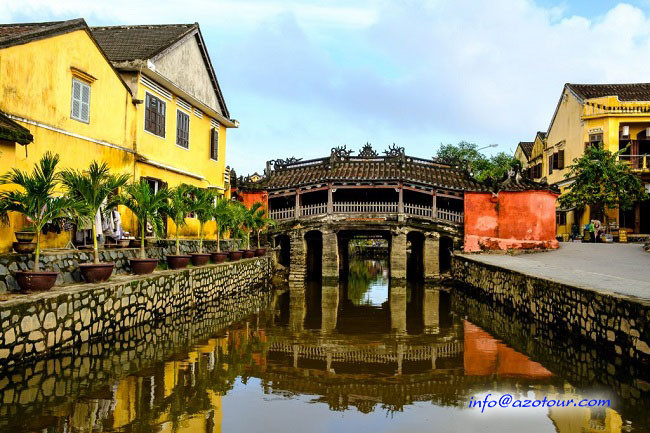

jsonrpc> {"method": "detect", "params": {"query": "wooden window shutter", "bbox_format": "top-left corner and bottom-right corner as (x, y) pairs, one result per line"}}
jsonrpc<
(210, 128), (219, 160)
(558, 150), (565, 169)
(553, 152), (559, 169)
(548, 155), (553, 174)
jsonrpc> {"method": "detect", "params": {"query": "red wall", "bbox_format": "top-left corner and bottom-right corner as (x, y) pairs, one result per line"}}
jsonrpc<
(464, 190), (558, 252)
(233, 189), (268, 211)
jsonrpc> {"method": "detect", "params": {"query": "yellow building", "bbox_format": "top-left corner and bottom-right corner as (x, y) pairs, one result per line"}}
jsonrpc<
(0, 19), (238, 252)
(540, 84), (650, 237)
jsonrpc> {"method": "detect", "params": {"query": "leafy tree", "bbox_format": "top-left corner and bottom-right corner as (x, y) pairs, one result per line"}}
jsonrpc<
(0, 152), (82, 271)
(227, 201), (246, 248)
(188, 186), (216, 254)
(250, 202), (276, 248)
(558, 144), (648, 227)
(60, 161), (130, 264)
(212, 197), (231, 252)
(120, 180), (169, 259)
(162, 184), (193, 256)
(241, 202), (264, 250)
(435, 141), (520, 184)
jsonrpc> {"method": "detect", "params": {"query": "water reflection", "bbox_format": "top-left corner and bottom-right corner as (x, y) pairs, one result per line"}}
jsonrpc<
(0, 258), (646, 432)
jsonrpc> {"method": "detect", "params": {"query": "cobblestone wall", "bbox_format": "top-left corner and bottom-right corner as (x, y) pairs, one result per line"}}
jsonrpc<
(0, 256), (271, 370)
(0, 239), (243, 293)
(451, 255), (650, 366)
(0, 286), (273, 422)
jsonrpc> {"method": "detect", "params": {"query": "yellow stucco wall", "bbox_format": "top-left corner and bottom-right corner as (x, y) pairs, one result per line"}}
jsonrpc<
(545, 88), (650, 236)
(0, 28), (232, 252)
(0, 29), (137, 252)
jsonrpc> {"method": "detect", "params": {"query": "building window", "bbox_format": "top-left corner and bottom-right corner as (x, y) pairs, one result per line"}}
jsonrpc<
(71, 78), (90, 123)
(210, 127), (219, 160)
(548, 155), (553, 175)
(556, 211), (567, 226)
(588, 133), (603, 148)
(145, 93), (166, 137)
(558, 149), (565, 169)
(176, 110), (190, 148)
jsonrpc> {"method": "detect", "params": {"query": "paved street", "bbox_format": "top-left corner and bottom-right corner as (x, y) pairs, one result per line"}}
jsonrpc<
(460, 243), (650, 301)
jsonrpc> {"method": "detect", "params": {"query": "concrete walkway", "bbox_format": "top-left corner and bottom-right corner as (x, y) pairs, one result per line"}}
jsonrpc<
(459, 243), (650, 301)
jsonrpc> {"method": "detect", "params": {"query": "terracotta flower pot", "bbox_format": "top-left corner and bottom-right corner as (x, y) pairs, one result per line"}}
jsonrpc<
(14, 231), (35, 242)
(255, 248), (266, 257)
(210, 252), (228, 263)
(118, 239), (131, 248)
(228, 251), (242, 261)
(130, 258), (158, 275)
(79, 263), (115, 283)
(14, 271), (58, 292)
(13, 242), (36, 254)
(243, 249), (256, 259)
(167, 255), (191, 269)
(190, 253), (211, 266)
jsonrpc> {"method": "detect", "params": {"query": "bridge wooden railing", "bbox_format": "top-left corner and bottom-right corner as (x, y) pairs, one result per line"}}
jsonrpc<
(270, 202), (464, 224)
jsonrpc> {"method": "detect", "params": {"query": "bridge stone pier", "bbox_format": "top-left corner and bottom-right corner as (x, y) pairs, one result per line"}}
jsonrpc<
(241, 144), (487, 284)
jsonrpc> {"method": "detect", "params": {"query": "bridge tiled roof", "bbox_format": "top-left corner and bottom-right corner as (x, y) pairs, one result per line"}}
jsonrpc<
(259, 153), (489, 192)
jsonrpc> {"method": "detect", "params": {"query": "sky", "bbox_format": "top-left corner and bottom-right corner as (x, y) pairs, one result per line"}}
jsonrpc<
(4, 0), (650, 174)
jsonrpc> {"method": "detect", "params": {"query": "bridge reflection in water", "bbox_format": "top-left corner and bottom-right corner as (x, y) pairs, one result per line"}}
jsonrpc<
(0, 258), (642, 433)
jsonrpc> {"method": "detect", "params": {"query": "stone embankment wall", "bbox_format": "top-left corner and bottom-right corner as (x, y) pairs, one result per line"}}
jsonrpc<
(0, 287), (273, 420)
(451, 255), (650, 365)
(451, 290), (650, 423)
(0, 239), (242, 293)
(0, 256), (271, 370)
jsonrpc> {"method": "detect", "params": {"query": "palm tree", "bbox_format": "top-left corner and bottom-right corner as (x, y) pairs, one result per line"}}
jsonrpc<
(163, 184), (193, 256)
(228, 201), (246, 249)
(241, 202), (264, 250)
(188, 186), (216, 254)
(0, 152), (82, 271)
(212, 196), (231, 253)
(60, 161), (130, 264)
(120, 180), (169, 259)
(251, 205), (276, 248)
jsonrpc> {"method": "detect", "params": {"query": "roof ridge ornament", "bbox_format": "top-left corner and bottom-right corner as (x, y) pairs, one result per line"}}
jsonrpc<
(331, 145), (353, 162)
(383, 143), (405, 159)
(269, 157), (302, 171)
(358, 142), (378, 158)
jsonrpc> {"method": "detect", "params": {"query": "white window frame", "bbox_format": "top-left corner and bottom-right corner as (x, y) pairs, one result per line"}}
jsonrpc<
(70, 78), (90, 123)
(175, 108), (190, 150)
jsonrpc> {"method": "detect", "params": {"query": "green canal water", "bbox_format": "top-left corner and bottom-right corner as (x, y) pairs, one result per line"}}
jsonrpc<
(0, 258), (647, 433)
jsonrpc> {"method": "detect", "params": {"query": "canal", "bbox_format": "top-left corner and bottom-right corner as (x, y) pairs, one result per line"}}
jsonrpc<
(0, 257), (648, 432)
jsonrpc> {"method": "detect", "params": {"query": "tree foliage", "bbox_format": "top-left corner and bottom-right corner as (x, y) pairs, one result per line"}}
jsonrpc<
(120, 180), (169, 259)
(162, 184), (193, 255)
(60, 161), (130, 263)
(0, 152), (83, 271)
(435, 141), (520, 184)
(558, 144), (648, 219)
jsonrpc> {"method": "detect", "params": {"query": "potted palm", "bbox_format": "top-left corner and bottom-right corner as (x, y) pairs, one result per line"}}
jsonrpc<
(251, 204), (276, 256)
(210, 197), (230, 264)
(0, 152), (81, 291)
(188, 186), (214, 266)
(242, 202), (264, 258)
(227, 202), (245, 261)
(163, 184), (192, 269)
(60, 161), (130, 283)
(120, 180), (168, 275)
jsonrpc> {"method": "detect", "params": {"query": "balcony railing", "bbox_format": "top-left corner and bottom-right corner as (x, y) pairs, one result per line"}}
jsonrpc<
(269, 202), (464, 224)
(619, 154), (649, 170)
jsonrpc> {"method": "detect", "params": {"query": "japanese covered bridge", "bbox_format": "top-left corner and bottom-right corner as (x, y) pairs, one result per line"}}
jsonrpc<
(238, 144), (488, 286)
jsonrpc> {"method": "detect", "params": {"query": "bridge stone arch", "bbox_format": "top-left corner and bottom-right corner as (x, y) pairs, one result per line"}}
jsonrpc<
(252, 144), (485, 286)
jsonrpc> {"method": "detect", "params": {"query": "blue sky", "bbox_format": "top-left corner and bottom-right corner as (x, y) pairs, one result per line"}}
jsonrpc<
(4, 0), (650, 174)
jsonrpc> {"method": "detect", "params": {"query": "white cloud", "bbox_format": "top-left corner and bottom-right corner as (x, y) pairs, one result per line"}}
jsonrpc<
(4, 1), (650, 173)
